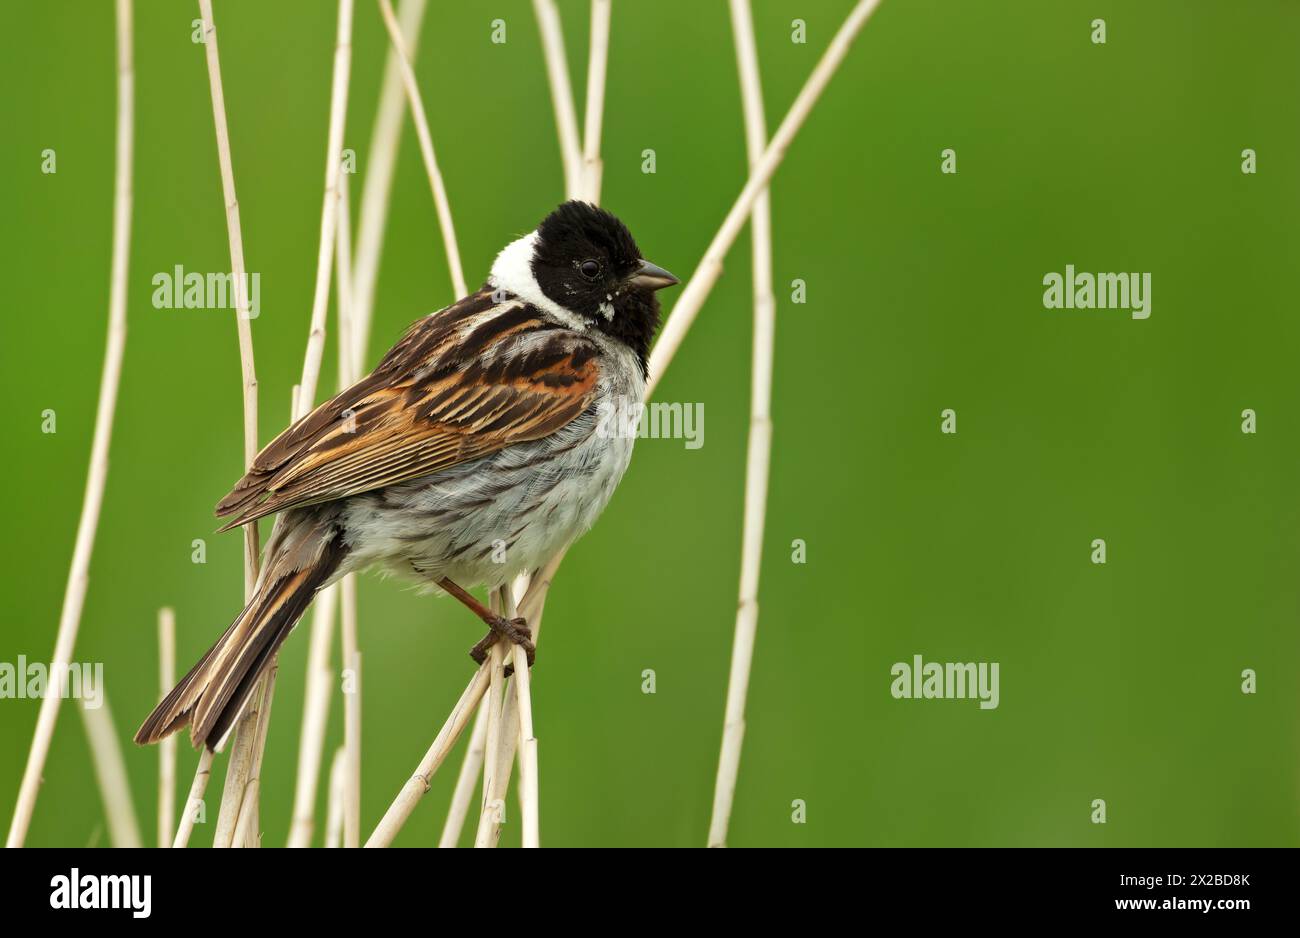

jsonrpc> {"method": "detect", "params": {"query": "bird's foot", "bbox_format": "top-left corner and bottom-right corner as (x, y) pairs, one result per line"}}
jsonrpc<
(468, 615), (535, 676)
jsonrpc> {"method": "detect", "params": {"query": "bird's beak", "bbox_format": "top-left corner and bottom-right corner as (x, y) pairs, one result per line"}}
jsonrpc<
(628, 259), (680, 291)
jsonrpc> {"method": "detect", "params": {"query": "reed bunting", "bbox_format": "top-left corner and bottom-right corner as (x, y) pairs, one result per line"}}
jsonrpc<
(137, 201), (679, 750)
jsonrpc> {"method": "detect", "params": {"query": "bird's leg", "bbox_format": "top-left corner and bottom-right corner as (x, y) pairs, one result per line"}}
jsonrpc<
(437, 577), (535, 672)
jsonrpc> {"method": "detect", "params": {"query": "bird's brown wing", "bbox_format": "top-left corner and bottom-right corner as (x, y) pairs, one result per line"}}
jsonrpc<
(214, 288), (602, 530)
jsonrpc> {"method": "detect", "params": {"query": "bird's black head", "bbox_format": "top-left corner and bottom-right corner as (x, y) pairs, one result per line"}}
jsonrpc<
(529, 201), (679, 374)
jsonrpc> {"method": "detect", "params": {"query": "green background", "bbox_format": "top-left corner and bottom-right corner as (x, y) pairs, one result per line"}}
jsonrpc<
(2, 0), (1297, 847)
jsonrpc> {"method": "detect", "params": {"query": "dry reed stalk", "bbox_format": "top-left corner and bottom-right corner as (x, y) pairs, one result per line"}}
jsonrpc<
(532, 0), (583, 198)
(444, 0), (614, 840)
(511, 639), (540, 848)
(172, 748), (213, 848)
(286, 659), (333, 846)
(437, 697), (489, 847)
(213, 658), (275, 847)
(338, 169), (364, 848)
(296, 0), (355, 419)
(493, 0), (885, 808)
(365, 661), (492, 847)
(244, 657), (283, 845)
(373, 0), (598, 848)
(287, 586), (335, 847)
(80, 695), (144, 848)
(194, 0), (264, 846)
(342, 641), (361, 847)
(473, 587), (521, 848)
(646, 0), (883, 398)
(377, 0), (466, 298)
(158, 607), (177, 847)
(472, 653), (508, 848)
(371, 0), (512, 841)
(376, 0), (883, 849)
(287, 171), (357, 848)
(211, 705), (256, 846)
(4, 0), (134, 849)
(473, 578), (552, 847)
(473, 589), (510, 848)
(215, 0), (355, 845)
(375, 552), (563, 847)
(196, 0), (260, 594)
(579, 0), (611, 202)
(351, 0), (427, 378)
(335, 172), (355, 386)
(231, 778), (259, 848)
(325, 747), (346, 847)
(707, 0), (775, 848)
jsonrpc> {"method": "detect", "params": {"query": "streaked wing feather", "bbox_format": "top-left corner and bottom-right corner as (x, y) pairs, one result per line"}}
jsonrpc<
(214, 289), (601, 529)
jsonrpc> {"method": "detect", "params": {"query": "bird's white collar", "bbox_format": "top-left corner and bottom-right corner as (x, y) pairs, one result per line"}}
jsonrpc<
(488, 231), (589, 332)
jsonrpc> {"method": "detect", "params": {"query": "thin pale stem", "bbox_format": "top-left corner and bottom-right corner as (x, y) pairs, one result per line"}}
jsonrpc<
(196, 0), (260, 594)
(646, 0), (884, 399)
(296, 0), (354, 419)
(287, 658), (333, 847)
(335, 172), (355, 389)
(464, 565), (560, 845)
(195, 0), (265, 846)
(287, 583), (337, 847)
(532, 0), (583, 198)
(437, 699), (489, 847)
(216, 0), (354, 845)
(352, 0), (428, 375)
(212, 725), (255, 846)
(509, 1), (885, 794)
(342, 633), (361, 847)
(172, 748), (214, 848)
(337, 178), (363, 846)
(579, 0), (611, 202)
(473, 588), (510, 848)
(365, 661), (492, 847)
(214, 658), (276, 847)
(231, 778), (260, 848)
(5, 0), (134, 849)
(511, 637), (539, 848)
(287, 169), (356, 849)
(245, 660), (280, 844)
(370, 553), (563, 847)
(377, 0), (467, 298)
(434, 1), (600, 840)
(474, 585), (534, 849)
(80, 694), (144, 848)
(439, 4), (594, 846)
(708, 0), (775, 849)
(158, 607), (177, 847)
(325, 747), (346, 848)
(377, 0), (882, 852)
(286, 586), (336, 849)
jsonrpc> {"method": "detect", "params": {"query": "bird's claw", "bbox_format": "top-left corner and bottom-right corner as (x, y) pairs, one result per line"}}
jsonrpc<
(468, 615), (535, 676)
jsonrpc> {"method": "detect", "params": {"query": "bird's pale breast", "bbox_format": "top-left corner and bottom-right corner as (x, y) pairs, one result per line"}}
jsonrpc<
(339, 338), (643, 592)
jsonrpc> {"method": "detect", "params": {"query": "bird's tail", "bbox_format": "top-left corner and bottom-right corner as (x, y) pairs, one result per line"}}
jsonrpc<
(135, 514), (346, 751)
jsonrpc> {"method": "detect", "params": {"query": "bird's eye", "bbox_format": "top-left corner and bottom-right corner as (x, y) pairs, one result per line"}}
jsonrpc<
(579, 260), (601, 280)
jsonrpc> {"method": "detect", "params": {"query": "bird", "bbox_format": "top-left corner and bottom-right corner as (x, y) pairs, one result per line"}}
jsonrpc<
(135, 201), (679, 750)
